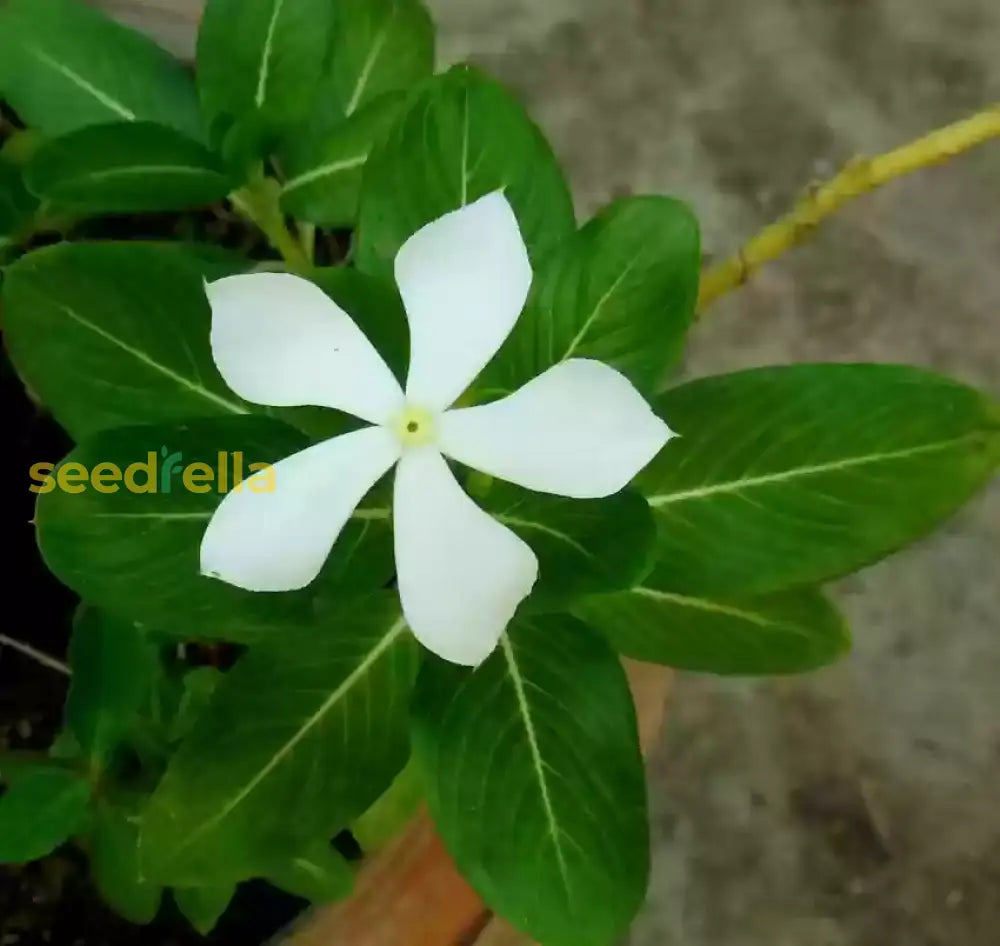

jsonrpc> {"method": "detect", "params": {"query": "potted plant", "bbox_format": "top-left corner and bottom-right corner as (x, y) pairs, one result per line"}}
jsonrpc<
(1, 1), (998, 944)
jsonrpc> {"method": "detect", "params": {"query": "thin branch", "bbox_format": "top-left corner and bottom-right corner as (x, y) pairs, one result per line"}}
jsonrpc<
(0, 634), (71, 676)
(229, 178), (311, 274)
(698, 103), (1000, 312)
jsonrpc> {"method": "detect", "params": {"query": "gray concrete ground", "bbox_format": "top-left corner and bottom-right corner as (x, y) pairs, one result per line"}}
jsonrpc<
(426, 1), (1000, 944)
(98, 2), (1000, 942)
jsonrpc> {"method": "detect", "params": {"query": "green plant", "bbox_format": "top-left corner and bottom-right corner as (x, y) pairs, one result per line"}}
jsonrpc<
(1, 1), (998, 943)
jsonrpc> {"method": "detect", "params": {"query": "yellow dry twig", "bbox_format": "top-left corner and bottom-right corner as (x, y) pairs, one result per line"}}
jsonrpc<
(698, 104), (1000, 312)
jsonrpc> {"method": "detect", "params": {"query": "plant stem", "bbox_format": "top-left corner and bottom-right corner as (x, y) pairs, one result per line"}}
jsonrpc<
(297, 221), (317, 265)
(698, 103), (1000, 312)
(0, 634), (71, 676)
(230, 174), (311, 274)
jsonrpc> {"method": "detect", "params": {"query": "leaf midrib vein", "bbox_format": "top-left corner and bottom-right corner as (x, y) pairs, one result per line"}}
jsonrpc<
(500, 633), (573, 898)
(52, 165), (221, 188)
(345, 7), (395, 116)
(459, 81), (471, 206)
(92, 511), (213, 521)
(634, 587), (788, 630)
(91, 508), (389, 523)
(648, 435), (986, 507)
(50, 301), (248, 416)
(172, 617), (408, 855)
(282, 154), (367, 196)
(561, 257), (641, 362)
(256, 0), (287, 108)
(29, 46), (136, 121)
(293, 856), (329, 883)
(497, 513), (592, 560)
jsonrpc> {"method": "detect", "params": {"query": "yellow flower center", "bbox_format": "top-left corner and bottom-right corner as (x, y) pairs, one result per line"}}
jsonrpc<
(392, 405), (437, 448)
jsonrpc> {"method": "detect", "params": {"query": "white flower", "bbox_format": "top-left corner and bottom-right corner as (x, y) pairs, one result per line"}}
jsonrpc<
(200, 191), (673, 666)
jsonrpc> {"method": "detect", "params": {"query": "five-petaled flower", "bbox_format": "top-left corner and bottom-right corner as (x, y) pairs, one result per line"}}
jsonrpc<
(200, 192), (673, 665)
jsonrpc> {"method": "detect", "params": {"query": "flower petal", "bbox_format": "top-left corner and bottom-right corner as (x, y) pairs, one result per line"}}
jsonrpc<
(394, 449), (538, 666)
(395, 191), (532, 411)
(201, 426), (400, 592)
(440, 359), (673, 499)
(208, 272), (404, 425)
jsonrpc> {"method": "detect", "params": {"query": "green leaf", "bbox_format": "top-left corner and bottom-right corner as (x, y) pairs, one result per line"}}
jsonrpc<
(35, 417), (315, 640)
(327, 0), (434, 118)
(0, 769), (91, 864)
(3, 241), (353, 442)
(2, 243), (250, 439)
(169, 243), (253, 281)
(641, 364), (1000, 596)
(481, 484), (656, 608)
(91, 802), (163, 924)
(575, 586), (850, 675)
(0, 160), (37, 247)
(0, 757), (72, 786)
(141, 595), (418, 886)
(0, 757), (42, 785)
(0, 0), (202, 138)
(310, 267), (410, 383)
(352, 756), (422, 851)
(174, 883), (235, 935)
(196, 0), (336, 146)
(281, 93), (405, 227)
(266, 842), (354, 904)
(356, 64), (575, 278)
(66, 608), (156, 768)
(412, 615), (648, 946)
(479, 197), (700, 399)
(25, 122), (233, 214)
(168, 668), (224, 744)
(276, 0), (435, 184)
(49, 731), (84, 763)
